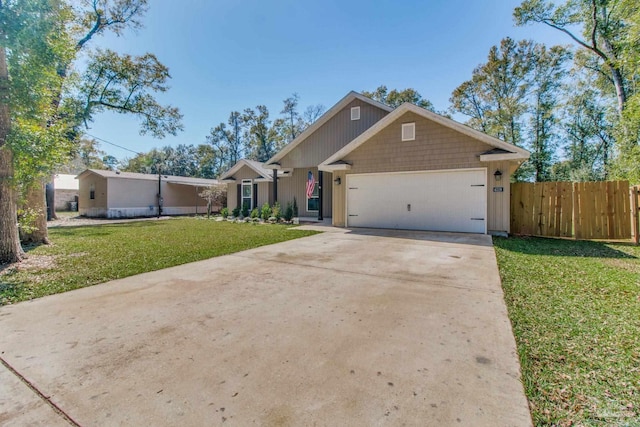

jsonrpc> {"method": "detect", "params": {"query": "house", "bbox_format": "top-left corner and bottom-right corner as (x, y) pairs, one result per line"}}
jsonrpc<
(220, 91), (530, 235)
(219, 159), (281, 212)
(52, 174), (80, 211)
(76, 169), (222, 218)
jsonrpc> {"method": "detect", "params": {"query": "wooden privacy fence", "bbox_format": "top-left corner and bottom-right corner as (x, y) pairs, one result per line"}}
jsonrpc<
(511, 181), (640, 242)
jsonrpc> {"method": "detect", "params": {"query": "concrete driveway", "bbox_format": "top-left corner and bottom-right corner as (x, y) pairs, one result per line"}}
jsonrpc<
(0, 228), (531, 426)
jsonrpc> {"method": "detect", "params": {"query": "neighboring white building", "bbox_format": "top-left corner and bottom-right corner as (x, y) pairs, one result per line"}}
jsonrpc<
(53, 174), (80, 211)
(76, 169), (222, 218)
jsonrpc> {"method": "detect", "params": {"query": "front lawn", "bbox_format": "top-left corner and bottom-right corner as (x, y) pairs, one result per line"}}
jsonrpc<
(494, 236), (640, 426)
(1, 218), (318, 305)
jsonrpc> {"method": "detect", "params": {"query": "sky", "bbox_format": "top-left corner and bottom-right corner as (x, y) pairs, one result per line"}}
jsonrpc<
(84, 0), (572, 160)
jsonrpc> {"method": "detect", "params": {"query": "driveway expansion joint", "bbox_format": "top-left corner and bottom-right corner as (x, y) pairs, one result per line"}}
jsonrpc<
(0, 356), (81, 426)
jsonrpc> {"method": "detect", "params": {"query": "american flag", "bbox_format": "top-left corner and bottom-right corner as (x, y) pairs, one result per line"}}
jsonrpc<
(306, 171), (316, 199)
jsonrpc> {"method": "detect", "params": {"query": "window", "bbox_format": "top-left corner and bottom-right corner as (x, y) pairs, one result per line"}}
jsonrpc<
(89, 183), (95, 200)
(241, 179), (252, 210)
(307, 182), (319, 212)
(401, 122), (415, 141)
(350, 106), (360, 121)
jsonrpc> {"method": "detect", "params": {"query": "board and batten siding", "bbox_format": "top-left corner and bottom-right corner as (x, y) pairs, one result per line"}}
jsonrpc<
(224, 164), (272, 211)
(276, 168), (332, 218)
(279, 100), (389, 169)
(334, 111), (516, 233)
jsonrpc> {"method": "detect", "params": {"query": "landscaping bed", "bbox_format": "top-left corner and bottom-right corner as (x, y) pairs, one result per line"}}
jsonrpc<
(494, 236), (640, 426)
(1, 218), (318, 305)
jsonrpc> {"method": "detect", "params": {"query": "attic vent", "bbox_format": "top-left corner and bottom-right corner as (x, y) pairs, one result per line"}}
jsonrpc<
(401, 122), (415, 141)
(351, 106), (360, 121)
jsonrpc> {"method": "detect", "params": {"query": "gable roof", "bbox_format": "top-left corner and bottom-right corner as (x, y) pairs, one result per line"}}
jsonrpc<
(319, 103), (530, 171)
(264, 91), (393, 168)
(218, 159), (273, 181)
(76, 169), (220, 187)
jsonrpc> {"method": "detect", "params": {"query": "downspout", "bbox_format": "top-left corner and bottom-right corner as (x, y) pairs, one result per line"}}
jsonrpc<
(157, 172), (162, 218)
(318, 170), (323, 221)
(272, 169), (278, 204)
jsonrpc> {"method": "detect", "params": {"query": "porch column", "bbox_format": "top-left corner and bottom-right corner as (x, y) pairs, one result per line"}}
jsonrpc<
(318, 170), (323, 221)
(272, 169), (278, 204)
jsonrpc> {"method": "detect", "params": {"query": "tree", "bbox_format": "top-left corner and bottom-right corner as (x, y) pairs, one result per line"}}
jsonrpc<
(0, 0), (74, 262)
(77, 49), (183, 138)
(272, 93), (324, 150)
(560, 72), (616, 181)
(243, 105), (275, 162)
(198, 185), (225, 218)
(205, 94), (324, 171)
(514, 0), (630, 115)
(59, 138), (108, 172)
(0, 0), (182, 261)
(206, 111), (245, 174)
(528, 44), (571, 181)
(450, 38), (570, 181)
(303, 103), (325, 124)
(362, 85), (435, 110)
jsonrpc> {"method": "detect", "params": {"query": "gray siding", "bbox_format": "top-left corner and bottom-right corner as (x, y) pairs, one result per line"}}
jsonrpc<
(279, 100), (389, 168)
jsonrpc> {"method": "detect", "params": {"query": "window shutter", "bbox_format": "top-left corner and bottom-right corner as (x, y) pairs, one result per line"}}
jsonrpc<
(236, 184), (241, 209)
(253, 183), (258, 209)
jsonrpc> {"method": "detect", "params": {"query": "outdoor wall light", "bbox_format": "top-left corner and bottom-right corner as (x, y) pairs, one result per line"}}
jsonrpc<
(333, 177), (341, 185)
(494, 170), (503, 181)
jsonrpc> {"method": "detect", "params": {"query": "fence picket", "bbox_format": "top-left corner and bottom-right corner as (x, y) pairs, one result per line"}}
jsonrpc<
(511, 180), (633, 241)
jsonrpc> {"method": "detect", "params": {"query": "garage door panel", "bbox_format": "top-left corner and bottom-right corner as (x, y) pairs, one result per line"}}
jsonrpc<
(347, 170), (486, 233)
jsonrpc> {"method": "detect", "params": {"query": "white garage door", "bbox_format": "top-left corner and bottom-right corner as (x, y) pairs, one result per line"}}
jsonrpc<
(346, 169), (487, 233)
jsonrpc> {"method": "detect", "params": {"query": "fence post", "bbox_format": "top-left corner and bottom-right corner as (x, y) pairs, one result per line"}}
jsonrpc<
(572, 182), (580, 240)
(631, 186), (639, 245)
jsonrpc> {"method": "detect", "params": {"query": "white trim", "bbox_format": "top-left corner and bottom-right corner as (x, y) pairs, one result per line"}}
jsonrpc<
(241, 179), (253, 210)
(345, 167), (488, 234)
(320, 103), (530, 169)
(401, 122), (415, 141)
(306, 182), (320, 212)
(479, 152), (528, 162)
(264, 91), (393, 167)
(219, 159), (271, 181)
(319, 163), (352, 172)
(351, 106), (361, 120)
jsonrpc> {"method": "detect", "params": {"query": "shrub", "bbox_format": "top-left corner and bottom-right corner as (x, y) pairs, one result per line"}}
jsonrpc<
(250, 208), (259, 219)
(272, 202), (281, 220)
(242, 201), (250, 218)
(17, 207), (40, 237)
(284, 202), (294, 221)
(220, 207), (229, 218)
(292, 197), (298, 217)
(232, 206), (240, 217)
(261, 202), (272, 221)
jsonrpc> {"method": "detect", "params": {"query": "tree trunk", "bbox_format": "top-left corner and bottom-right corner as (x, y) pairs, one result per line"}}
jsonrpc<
(0, 36), (24, 264)
(20, 181), (50, 245)
(0, 147), (23, 263)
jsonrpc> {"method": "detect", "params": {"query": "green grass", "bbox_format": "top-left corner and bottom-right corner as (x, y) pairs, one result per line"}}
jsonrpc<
(1, 218), (319, 305)
(494, 236), (640, 426)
